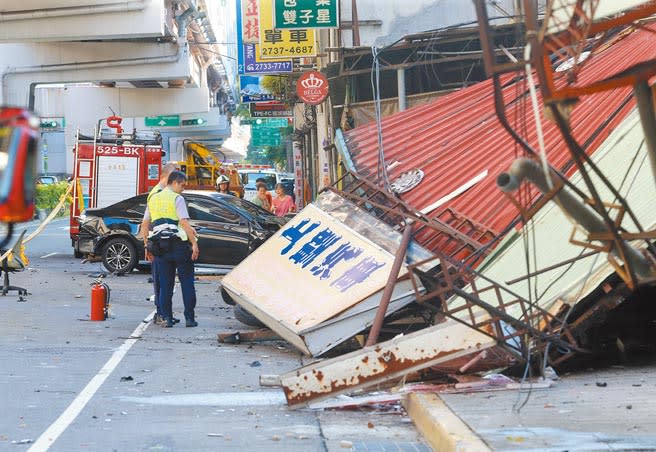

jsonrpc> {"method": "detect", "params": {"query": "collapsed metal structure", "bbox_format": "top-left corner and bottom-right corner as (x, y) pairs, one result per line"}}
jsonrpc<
(327, 172), (581, 365)
(321, 0), (656, 371)
(270, 2), (656, 408)
(476, 0), (656, 290)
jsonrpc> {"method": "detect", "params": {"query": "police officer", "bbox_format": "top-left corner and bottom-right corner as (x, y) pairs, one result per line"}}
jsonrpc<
(141, 162), (178, 325)
(144, 171), (199, 327)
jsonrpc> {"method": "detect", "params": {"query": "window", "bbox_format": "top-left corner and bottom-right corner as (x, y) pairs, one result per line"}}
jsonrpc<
(126, 199), (147, 216)
(241, 172), (277, 190)
(114, 195), (147, 216)
(220, 194), (271, 217)
(186, 198), (241, 224)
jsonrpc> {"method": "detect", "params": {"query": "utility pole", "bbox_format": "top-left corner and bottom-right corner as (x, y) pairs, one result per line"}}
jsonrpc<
(351, 0), (361, 46)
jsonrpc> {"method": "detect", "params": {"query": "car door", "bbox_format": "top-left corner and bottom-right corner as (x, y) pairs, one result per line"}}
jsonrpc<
(184, 195), (251, 266)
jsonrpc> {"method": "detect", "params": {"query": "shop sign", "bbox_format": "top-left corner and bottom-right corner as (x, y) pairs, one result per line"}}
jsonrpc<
(296, 70), (329, 105)
(240, 75), (276, 103)
(243, 43), (293, 73)
(259, 0), (316, 59)
(250, 102), (293, 117)
(241, 0), (260, 44)
(222, 204), (400, 332)
(273, 0), (339, 29)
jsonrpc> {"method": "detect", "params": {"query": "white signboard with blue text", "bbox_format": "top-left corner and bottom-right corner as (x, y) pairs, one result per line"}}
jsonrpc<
(222, 204), (408, 344)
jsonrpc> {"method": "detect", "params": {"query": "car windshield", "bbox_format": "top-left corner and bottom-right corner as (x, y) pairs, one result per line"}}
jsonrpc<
(241, 172), (276, 190)
(219, 194), (274, 218)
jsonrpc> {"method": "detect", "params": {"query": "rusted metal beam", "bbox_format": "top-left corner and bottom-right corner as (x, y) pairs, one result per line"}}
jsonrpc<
(281, 320), (498, 408)
(365, 223), (415, 346)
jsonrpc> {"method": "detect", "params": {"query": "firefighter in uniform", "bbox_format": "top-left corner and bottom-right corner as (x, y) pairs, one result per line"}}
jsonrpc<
(142, 162), (177, 325)
(144, 171), (199, 327)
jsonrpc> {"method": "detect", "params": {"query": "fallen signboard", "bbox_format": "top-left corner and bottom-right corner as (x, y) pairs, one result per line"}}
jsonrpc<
(221, 192), (431, 356)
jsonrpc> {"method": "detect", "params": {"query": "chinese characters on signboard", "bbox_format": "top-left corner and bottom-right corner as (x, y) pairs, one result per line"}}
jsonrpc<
(241, 0), (260, 43)
(273, 0), (339, 29)
(250, 102), (293, 117)
(222, 204), (401, 332)
(259, 0), (316, 59)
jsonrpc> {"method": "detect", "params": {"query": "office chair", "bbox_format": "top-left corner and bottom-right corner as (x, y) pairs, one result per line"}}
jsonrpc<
(1, 229), (28, 297)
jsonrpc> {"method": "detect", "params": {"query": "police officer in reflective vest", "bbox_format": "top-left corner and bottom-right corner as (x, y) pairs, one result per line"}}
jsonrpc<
(141, 162), (177, 325)
(143, 171), (199, 327)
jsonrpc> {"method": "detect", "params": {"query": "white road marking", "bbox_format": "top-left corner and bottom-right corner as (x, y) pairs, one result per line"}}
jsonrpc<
(117, 391), (287, 406)
(39, 252), (57, 259)
(27, 310), (156, 452)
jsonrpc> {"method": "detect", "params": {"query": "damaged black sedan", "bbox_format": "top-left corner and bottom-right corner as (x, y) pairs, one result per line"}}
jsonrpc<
(74, 190), (287, 273)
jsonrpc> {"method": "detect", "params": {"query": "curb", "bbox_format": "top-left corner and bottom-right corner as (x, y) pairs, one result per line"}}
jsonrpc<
(403, 392), (492, 452)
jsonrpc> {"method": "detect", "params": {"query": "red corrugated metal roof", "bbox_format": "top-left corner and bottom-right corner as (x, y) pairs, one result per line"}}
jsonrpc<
(343, 25), (655, 253)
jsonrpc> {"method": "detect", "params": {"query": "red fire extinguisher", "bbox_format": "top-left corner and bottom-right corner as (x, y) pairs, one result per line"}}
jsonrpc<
(90, 279), (110, 321)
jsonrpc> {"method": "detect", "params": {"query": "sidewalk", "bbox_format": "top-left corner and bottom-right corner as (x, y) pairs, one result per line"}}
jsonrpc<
(408, 365), (656, 451)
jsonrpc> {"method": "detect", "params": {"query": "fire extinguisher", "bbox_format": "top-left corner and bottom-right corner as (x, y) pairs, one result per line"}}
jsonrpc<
(90, 279), (110, 321)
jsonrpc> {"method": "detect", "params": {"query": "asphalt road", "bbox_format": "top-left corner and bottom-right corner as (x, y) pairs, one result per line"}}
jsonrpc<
(0, 217), (428, 452)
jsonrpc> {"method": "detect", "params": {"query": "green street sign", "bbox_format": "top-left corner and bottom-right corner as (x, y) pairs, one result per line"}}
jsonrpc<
(244, 118), (289, 127)
(273, 0), (339, 29)
(145, 115), (180, 127)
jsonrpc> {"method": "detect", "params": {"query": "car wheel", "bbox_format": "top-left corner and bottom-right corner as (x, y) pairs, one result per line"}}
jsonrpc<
(220, 287), (236, 306)
(102, 237), (137, 274)
(233, 305), (265, 328)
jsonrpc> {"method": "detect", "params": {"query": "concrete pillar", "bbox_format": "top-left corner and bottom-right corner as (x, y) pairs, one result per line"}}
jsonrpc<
(397, 68), (406, 112)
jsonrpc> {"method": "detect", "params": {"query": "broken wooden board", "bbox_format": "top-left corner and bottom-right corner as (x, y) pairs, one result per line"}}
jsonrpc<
(280, 319), (498, 408)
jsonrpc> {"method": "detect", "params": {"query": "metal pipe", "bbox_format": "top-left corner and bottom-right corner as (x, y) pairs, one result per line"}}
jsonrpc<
(365, 223), (414, 347)
(497, 157), (652, 278)
(634, 81), (656, 190)
(397, 68), (406, 112)
(177, 6), (200, 38)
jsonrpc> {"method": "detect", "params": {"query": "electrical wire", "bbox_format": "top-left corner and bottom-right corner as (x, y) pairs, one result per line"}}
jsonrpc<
(524, 42), (553, 190)
(371, 46), (390, 190)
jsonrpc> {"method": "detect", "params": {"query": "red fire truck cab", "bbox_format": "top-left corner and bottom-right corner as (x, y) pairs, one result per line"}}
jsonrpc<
(70, 118), (163, 257)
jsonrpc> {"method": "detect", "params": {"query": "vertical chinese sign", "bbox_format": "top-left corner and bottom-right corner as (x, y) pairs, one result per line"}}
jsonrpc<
(273, 0), (340, 29)
(238, 0), (293, 74)
(293, 140), (304, 206)
(259, 0), (316, 59)
(241, 0), (260, 44)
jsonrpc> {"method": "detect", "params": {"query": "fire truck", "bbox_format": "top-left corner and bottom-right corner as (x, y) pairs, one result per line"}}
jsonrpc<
(70, 116), (163, 257)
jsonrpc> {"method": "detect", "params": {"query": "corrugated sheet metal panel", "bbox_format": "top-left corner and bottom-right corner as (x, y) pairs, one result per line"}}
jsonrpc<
(343, 25), (656, 253)
(461, 108), (651, 318)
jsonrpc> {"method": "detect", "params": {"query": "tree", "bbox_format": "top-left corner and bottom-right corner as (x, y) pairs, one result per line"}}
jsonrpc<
(261, 75), (291, 99)
(234, 103), (251, 118)
(265, 144), (287, 167)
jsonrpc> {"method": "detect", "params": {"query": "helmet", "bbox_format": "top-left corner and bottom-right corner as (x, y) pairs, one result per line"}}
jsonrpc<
(216, 174), (230, 186)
